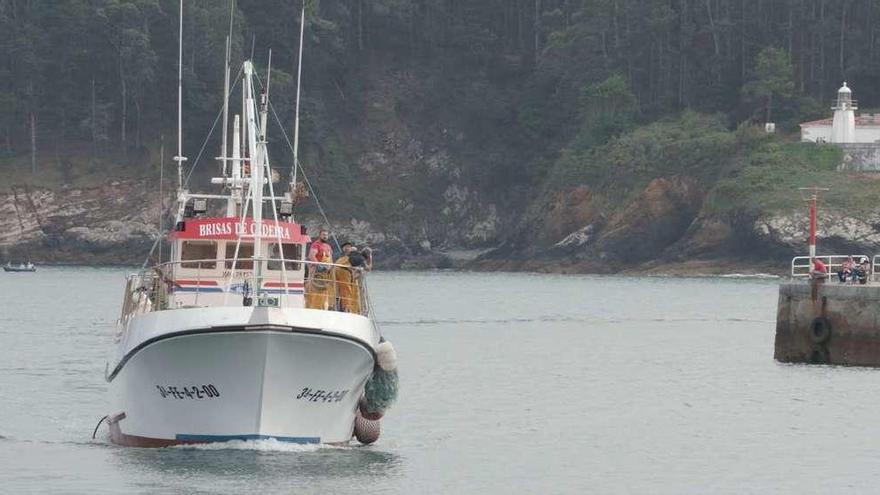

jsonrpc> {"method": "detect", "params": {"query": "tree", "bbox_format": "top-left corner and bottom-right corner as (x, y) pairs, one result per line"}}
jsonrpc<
(743, 46), (796, 123)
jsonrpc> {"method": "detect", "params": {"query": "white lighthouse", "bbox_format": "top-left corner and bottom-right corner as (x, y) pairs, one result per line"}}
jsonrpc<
(831, 82), (856, 143)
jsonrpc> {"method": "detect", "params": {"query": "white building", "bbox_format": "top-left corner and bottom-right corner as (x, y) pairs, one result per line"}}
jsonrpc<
(800, 82), (880, 144)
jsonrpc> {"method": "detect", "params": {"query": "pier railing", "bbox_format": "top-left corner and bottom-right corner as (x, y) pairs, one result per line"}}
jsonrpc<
(790, 254), (873, 280)
(119, 258), (370, 322)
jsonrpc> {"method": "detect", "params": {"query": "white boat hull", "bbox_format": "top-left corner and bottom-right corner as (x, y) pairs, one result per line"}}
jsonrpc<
(106, 310), (377, 447)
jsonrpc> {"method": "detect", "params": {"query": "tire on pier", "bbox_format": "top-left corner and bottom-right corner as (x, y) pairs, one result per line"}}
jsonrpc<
(810, 317), (832, 344)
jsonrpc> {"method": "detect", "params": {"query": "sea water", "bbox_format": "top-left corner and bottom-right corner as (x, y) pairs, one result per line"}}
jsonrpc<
(1, 268), (879, 494)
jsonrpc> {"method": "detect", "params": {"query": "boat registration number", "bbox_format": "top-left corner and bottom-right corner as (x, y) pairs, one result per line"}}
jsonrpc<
(156, 384), (220, 400)
(296, 387), (349, 403)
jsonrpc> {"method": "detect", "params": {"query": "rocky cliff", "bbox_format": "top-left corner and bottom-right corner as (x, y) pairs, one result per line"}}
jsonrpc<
(3, 174), (879, 274)
(0, 181), (161, 264)
(473, 175), (880, 275)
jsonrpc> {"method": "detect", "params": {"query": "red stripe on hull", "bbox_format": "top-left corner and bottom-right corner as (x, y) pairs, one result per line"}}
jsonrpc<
(173, 280), (220, 286)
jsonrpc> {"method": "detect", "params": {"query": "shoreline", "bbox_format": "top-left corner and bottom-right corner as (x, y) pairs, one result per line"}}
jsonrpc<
(8, 256), (787, 279)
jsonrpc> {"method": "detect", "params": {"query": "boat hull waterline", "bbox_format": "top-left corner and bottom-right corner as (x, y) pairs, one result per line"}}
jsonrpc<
(107, 328), (374, 447)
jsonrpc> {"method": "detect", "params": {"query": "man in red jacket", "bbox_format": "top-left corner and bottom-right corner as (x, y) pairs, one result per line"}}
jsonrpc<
(308, 228), (333, 264)
(810, 257), (827, 283)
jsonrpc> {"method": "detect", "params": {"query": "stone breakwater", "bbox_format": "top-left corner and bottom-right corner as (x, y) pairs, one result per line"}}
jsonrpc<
(776, 282), (880, 366)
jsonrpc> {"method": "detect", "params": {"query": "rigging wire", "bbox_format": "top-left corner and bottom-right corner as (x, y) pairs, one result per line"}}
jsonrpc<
(184, 67), (244, 186)
(140, 67), (244, 268)
(254, 70), (340, 251)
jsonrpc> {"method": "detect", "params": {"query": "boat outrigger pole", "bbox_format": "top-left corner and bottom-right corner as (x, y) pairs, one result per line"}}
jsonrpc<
(290, 2), (305, 195)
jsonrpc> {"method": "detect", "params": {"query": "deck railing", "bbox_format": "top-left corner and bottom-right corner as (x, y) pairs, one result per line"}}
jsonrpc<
(790, 254), (873, 281)
(120, 258), (370, 321)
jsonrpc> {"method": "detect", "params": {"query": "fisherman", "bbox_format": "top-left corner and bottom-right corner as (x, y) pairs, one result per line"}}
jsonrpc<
(333, 242), (366, 314)
(308, 228), (333, 264)
(305, 249), (336, 310)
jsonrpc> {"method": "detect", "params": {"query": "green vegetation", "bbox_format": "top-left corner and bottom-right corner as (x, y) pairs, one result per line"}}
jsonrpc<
(706, 141), (880, 216)
(1, 1), (878, 239)
(547, 111), (736, 203)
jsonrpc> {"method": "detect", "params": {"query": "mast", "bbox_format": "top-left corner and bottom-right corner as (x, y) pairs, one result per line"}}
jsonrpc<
(173, 0), (187, 213)
(291, 2), (305, 192)
(243, 61), (263, 302)
(231, 114), (241, 216)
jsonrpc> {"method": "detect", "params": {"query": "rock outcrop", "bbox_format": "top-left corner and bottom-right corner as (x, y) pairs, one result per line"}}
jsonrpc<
(0, 181), (161, 264)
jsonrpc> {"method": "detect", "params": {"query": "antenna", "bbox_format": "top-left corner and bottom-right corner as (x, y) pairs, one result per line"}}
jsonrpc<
(260, 49), (272, 160)
(220, 35), (230, 176)
(265, 49), (272, 98)
(291, 1), (305, 191)
(173, 0), (187, 195)
(219, 0), (235, 177)
(798, 187), (829, 258)
(158, 136), (164, 264)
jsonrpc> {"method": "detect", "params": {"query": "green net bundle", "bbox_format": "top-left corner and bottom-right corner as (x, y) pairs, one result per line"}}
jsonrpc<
(363, 368), (399, 414)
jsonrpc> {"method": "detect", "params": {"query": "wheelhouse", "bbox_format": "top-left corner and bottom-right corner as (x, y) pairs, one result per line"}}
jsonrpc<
(165, 216), (311, 308)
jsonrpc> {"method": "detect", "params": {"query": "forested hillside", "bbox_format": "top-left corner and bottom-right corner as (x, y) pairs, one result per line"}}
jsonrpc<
(3, 0), (880, 271)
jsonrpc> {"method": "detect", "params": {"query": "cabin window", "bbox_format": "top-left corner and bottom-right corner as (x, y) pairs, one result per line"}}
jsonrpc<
(225, 242), (254, 269)
(267, 243), (303, 271)
(180, 241), (217, 269)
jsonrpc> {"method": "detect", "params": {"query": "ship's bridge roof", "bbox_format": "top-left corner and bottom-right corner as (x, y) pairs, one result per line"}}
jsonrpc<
(169, 217), (311, 243)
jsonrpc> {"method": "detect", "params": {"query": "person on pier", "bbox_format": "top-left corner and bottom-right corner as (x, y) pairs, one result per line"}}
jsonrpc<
(810, 257), (827, 283)
(838, 256), (855, 283)
(853, 257), (872, 284)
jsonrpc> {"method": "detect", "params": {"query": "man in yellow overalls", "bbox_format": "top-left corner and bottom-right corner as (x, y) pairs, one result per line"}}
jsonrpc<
(333, 242), (363, 314)
(305, 249), (335, 310)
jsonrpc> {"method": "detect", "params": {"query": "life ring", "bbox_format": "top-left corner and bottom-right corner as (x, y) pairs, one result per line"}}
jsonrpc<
(810, 317), (832, 344)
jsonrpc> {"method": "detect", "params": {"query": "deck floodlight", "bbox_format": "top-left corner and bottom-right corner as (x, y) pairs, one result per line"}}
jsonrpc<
(279, 200), (294, 218)
(193, 198), (208, 215)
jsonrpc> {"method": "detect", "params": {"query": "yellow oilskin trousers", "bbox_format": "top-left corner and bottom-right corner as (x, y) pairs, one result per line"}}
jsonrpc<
(332, 256), (361, 314)
(305, 269), (335, 310)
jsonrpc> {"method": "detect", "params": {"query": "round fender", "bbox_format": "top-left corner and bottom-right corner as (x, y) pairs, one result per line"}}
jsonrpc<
(354, 412), (380, 444)
(810, 317), (832, 344)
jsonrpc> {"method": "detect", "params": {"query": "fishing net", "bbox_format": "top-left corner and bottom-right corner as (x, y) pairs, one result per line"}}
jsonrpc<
(363, 368), (399, 415)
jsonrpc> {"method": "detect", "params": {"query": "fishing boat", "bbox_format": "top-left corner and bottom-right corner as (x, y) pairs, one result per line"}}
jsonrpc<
(102, 3), (398, 447)
(3, 262), (36, 272)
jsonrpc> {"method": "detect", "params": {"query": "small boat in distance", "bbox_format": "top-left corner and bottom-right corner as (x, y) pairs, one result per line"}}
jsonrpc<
(3, 262), (36, 273)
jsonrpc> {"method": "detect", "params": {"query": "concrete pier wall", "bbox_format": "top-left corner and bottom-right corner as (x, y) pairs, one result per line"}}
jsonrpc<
(775, 282), (880, 366)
